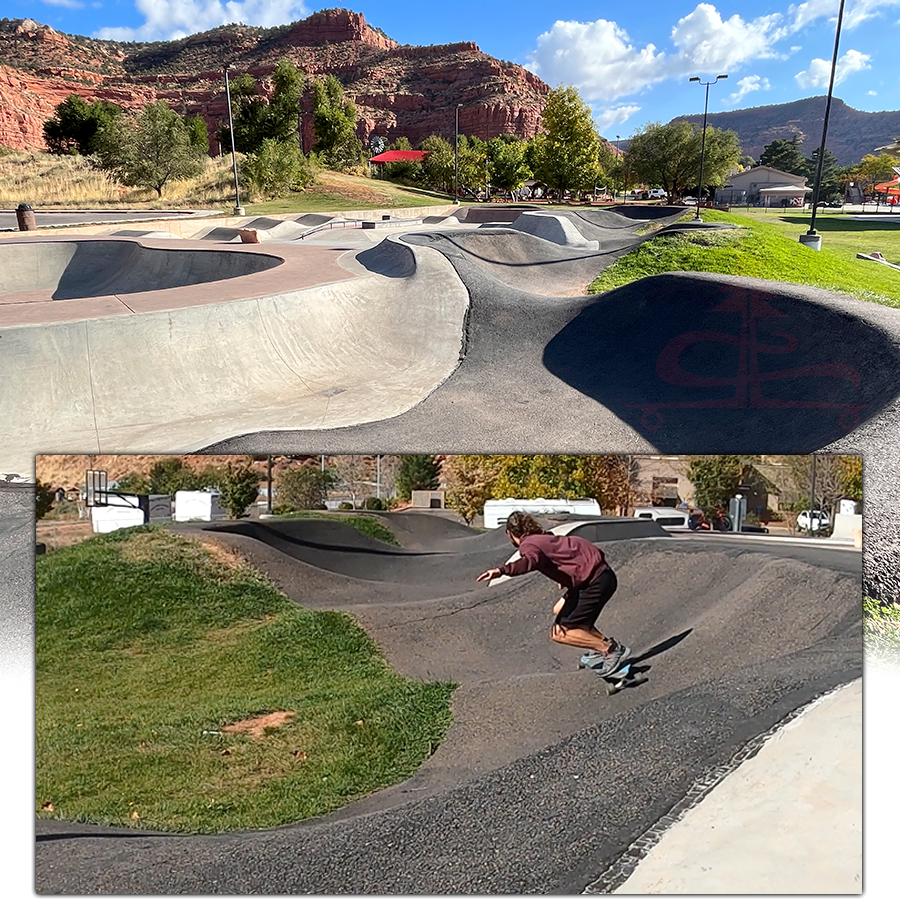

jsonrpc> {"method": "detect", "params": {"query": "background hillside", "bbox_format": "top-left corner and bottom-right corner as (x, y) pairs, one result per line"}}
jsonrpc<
(672, 96), (900, 166)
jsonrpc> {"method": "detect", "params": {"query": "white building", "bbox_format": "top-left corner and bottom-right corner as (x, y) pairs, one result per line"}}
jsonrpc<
(715, 166), (810, 208)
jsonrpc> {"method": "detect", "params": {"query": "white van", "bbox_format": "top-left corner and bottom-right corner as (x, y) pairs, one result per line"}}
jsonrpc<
(632, 506), (689, 528)
(648, 188), (666, 199)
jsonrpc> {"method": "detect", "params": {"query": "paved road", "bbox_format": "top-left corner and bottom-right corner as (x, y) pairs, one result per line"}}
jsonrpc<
(0, 208), (220, 231)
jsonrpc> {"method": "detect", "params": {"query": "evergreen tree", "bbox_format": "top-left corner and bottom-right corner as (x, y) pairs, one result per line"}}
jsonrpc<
(35, 480), (56, 520)
(804, 147), (841, 202)
(43, 95), (123, 155)
(395, 456), (441, 501)
(217, 462), (260, 519)
(758, 136), (806, 175)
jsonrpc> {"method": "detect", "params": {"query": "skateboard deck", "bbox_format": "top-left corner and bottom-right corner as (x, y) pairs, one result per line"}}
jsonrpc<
(580, 659), (648, 695)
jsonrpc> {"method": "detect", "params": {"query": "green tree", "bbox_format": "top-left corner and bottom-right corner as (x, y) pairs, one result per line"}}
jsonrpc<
(455, 134), (490, 196)
(443, 455), (504, 524)
(217, 462), (260, 519)
(220, 59), (304, 154)
(626, 120), (739, 200)
(531, 86), (603, 196)
(419, 135), (455, 192)
(311, 74), (362, 169)
(839, 456), (862, 502)
(241, 138), (317, 199)
(803, 147), (841, 202)
(96, 101), (206, 197)
(35, 481), (56, 520)
(114, 472), (151, 494)
(43, 95), (123, 155)
(185, 115), (209, 152)
(395, 456), (441, 501)
(487, 137), (532, 196)
(687, 456), (745, 510)
(851, 152), (900, 197)
(758, 135), (806, 175)
(277, 463), (337, 511)
(147, 458), (199, 496)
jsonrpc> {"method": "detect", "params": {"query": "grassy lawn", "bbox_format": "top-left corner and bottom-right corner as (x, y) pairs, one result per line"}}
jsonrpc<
(36, 526), (454, 834)
(247, 171), (452, 215)
(589, 207), (900, 307)
(864, 598), (900, 667)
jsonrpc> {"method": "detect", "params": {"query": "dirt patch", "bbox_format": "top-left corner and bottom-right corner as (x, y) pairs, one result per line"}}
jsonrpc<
(222, 710), (296, 738)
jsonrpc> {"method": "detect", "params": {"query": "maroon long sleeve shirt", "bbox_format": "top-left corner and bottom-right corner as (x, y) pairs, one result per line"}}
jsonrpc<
(497, 532), (608, 589)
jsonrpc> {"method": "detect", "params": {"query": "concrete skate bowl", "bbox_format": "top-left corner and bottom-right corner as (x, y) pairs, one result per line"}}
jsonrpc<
(36, 514), (861, 894)
(0, 238), (280, 300)
(543, 272), (900, 451)
(0, 237), (468, 469)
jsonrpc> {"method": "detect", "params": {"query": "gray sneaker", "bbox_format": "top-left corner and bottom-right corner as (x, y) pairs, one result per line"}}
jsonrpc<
(585, 643), (632, 677)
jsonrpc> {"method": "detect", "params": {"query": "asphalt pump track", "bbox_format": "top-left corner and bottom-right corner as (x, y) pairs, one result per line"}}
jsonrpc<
(33, 511), (862, 894)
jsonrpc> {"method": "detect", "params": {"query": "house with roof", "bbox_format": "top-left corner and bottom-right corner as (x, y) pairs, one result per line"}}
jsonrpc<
(715, 166), (810, 208)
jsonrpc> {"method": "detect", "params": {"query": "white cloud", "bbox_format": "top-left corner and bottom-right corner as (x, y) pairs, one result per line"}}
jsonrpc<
(40, 0), (84, 9)
(95, 0), (309, 42)
(593, 105), (642, 134)
(869, 90), (878, 95)
(787, 0), (900, 31)
(795, 48), (871, 88)
(524, 5), (790, 105)
(525, 19), (667, 102)
(724, 75), (771, 106)
(669, 4), (784, 71)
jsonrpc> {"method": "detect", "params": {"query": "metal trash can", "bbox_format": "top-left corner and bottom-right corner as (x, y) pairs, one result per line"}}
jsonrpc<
(16, 203), (36, 231)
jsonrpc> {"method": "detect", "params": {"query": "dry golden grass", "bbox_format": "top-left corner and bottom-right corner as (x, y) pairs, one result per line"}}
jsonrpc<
(0, 150), (236, 208)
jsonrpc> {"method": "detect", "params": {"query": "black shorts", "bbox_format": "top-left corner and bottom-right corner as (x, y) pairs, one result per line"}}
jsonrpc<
(555, 568), (618, 629)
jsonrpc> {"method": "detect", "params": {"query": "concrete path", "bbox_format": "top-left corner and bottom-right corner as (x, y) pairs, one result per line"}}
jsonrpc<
(602, 679), (862, 894)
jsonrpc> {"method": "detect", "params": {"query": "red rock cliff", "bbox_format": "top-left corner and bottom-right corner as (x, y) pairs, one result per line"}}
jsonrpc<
(0, 10), (548, 153)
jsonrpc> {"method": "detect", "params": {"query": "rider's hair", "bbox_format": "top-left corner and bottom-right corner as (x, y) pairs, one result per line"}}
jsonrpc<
(505, 511), (544, 538)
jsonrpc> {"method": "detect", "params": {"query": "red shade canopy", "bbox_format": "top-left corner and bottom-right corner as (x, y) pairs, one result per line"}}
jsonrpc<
(369, 150), (430, 163)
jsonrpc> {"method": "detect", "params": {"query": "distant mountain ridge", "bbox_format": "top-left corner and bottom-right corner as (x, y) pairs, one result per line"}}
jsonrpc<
(672, 96), (900, 166)
(0, 9), (549, 153)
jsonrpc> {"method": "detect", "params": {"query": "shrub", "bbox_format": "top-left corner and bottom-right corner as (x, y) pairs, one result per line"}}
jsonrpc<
(240, 138), (317, 200)
(362, 496), (384, 511)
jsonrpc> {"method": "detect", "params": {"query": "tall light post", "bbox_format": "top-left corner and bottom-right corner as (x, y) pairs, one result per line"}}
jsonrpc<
(615, 134), (621, 202)
(689, 74), (727, 222)
(454, 103), (463, 204)
(224, 64), (245, 217)
(802, 0), (846, 251)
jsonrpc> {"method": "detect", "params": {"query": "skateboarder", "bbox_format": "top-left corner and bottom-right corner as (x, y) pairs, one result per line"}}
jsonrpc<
(476, 511), (630, 674)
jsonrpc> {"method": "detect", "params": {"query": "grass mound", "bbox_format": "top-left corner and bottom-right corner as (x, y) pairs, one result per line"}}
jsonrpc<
(589, 208), (900, 307)
(274, 511), (399, 546)
(36, 525), (454, 834)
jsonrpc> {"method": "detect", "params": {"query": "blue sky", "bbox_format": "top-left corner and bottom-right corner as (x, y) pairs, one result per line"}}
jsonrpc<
(5, 1), (898, 138)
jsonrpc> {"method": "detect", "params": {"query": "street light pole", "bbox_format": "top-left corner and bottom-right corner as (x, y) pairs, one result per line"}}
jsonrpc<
(615, 135), (621, 202)
(803, 0), (846, 251)
(689, 74), (727, 222)
(224, 64), (245, 217)
(454, 103), (462, 204)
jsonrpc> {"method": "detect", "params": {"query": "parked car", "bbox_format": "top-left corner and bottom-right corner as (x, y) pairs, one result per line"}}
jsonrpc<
(647, 188), (666, 199)
(796, 510), (831, 531)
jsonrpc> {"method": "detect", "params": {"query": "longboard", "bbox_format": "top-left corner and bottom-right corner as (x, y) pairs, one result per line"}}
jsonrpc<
(580, 660), (648, 696)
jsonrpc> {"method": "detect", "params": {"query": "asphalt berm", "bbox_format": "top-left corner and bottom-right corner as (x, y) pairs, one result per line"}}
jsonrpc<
(33, 512), (862, 894)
